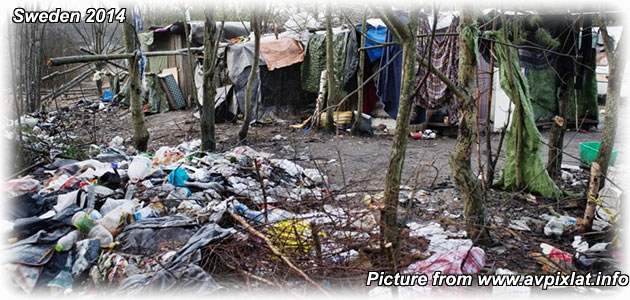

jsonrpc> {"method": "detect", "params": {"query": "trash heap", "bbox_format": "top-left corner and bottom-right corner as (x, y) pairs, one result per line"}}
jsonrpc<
(5, 99), (113, 167)
(3, 137), (395, 295)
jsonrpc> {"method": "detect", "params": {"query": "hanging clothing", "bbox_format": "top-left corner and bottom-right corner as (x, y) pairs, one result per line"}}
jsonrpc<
(412, 14), (460, 124)
(375, 24), (404, 119)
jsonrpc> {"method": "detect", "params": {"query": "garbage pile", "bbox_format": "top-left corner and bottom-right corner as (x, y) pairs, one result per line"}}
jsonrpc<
(5, 99), (113, 165)
(3, 136), (401, 295)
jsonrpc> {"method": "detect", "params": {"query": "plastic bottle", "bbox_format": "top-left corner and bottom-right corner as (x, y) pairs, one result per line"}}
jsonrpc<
(55, 230), (80, 252)
(100, 198), (134, 216)
(72, 211), (95, 235)
(88, 209), (102, 221)
(87, 224), (113, 248)
(98, 201), (135, 232)
(127, 156), (152, 183)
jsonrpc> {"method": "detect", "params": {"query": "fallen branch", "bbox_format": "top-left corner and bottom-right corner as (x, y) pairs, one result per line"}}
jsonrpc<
(226, 209), (331, 296)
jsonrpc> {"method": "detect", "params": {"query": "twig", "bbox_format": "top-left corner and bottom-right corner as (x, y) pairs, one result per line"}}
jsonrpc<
(227, 209), (331, 297)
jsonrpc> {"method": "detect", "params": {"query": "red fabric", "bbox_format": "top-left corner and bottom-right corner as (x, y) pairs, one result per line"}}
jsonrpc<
(363, 75), (378, 114)
(405, 246), (486, 277)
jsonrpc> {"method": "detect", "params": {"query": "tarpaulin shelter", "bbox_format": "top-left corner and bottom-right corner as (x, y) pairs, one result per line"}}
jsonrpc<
(138, 21), (252, 110)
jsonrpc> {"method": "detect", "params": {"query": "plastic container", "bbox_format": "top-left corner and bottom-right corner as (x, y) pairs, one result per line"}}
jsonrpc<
(128, 156), (152, 183)
(87, 224), (113, 248)
(55, 230), (80, 252)
(98, 201), (135, 232)
(72, 211), (95, 235)
(580, 142), (618, 167)
(100, 198), (134, 216)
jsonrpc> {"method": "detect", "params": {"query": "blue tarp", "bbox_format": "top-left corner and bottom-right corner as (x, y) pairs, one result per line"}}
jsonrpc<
(357, 25), (387, 62)
(101, 90), (113, 102)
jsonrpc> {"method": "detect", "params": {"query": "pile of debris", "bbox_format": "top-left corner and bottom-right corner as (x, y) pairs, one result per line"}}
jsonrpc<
(4, 133), (402, 295)
(5, 98), (114, 169)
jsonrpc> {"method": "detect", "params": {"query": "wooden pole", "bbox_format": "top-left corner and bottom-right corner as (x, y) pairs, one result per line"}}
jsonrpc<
(47, 47), (204, 66)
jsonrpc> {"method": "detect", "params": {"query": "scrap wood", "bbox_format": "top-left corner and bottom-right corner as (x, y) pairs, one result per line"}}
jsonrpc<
(226, 209), (331, 297)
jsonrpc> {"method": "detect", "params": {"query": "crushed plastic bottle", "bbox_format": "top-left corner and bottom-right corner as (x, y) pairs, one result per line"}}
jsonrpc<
(87, 224), (113, 248)
(55, 230), (80, 252)
(133, 202), (166, 221)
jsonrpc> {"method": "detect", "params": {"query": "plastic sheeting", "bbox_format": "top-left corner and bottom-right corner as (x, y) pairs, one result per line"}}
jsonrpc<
(117, 216), (199, 256)
(490, 32), (562, 198)
(357, 24), (387, 62)
(117, 223), (234, 295)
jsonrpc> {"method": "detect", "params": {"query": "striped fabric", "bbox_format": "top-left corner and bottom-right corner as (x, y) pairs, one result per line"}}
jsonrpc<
(413, 15), (460, 124)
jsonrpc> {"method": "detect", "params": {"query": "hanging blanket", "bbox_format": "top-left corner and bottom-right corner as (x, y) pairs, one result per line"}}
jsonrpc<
(413, 14), (459, 123)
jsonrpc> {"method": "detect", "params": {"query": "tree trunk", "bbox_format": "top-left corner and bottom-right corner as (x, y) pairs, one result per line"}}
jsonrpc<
(123, 8), (149, 152)
(448, 7), (488, 242)
(547, 76), (573, 179)
(324, 4), (336, 130)
(583, 162), (601, 231)
(238, 9), (261, 143)
(183, 12), (199, 108)
(351, 9), (368, 134)
(201, 8), (218, 151)
(594, 22), (626, 189)
(380, 7), (419, 269)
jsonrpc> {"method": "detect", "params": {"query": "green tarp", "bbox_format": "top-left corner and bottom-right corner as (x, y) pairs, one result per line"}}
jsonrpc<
(301, 31), (350, 97)
(490, 33), (562, 198)
(118, 73), (169, 114)
(527, 56), (598, 122)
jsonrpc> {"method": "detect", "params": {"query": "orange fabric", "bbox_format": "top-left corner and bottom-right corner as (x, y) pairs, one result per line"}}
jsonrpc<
(260, 38), (305, 71)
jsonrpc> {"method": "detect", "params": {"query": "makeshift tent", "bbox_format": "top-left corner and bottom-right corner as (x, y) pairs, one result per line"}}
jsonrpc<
(490, 32), (562, 198)
(226, 37), (309, 121)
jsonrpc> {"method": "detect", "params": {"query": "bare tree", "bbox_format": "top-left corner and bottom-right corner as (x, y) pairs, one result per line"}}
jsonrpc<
(583, 15), (626, 231)
(351, 8), (367, 134)
(237, 7), (261, 143)
(201, 6), (224, 151)
(123, 6), (149, 151)
(372, 5), (419, 270)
